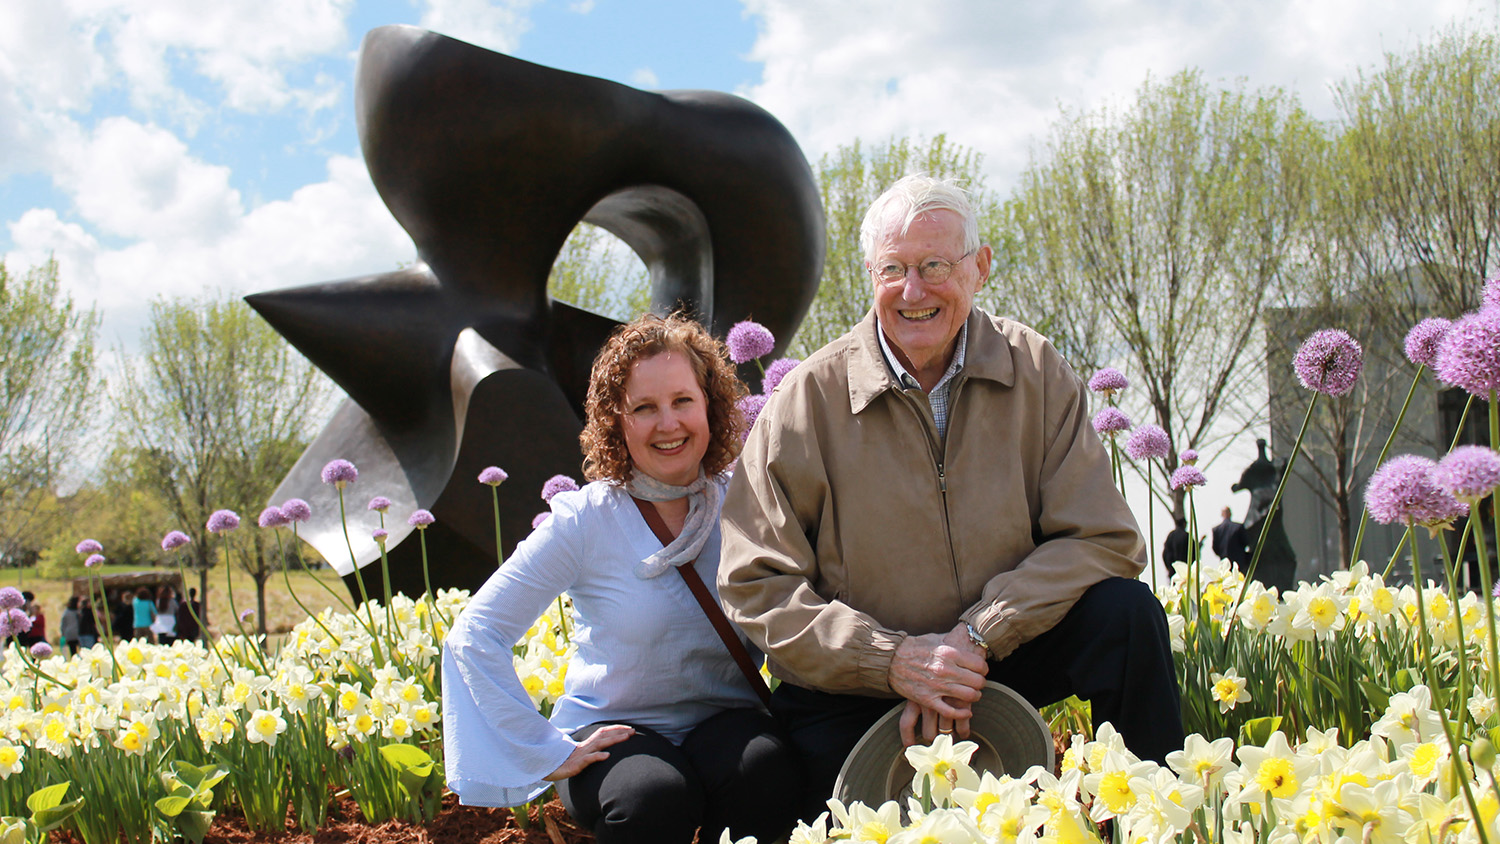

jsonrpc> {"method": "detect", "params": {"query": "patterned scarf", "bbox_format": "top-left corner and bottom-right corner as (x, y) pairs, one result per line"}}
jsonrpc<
(626, 468), (721, 579)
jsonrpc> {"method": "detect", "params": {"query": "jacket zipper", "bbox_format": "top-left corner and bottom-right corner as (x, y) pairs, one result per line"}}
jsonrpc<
(900, 380), (964, 611)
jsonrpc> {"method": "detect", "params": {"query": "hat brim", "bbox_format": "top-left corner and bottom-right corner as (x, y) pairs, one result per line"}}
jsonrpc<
(832, 681), (1054, 807)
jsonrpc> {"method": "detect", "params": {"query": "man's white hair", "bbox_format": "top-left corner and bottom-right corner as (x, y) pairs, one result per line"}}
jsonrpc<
(859, 174), (979, 262)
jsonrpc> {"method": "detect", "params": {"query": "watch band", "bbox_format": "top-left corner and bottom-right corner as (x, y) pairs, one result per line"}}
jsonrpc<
(964, 622), (990, 656)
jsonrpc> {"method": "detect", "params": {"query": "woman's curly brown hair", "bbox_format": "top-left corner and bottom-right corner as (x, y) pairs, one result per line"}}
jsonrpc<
(581, 312), (748, 484)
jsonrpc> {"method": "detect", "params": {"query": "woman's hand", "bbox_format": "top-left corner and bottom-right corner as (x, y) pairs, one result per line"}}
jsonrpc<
(543, 724), (636, 781)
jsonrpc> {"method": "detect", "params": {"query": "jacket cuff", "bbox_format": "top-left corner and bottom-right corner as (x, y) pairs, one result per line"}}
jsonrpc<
(858, 628), (906, 692)
(962, 604), (1020, 661)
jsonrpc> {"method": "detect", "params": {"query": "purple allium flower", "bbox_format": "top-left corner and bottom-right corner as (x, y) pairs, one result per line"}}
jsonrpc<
(367, 496), (392, 513)
(1404, 318), (1452, 368)
(281, 499), (311, 523)
(372, 529), (389, 548)
(1435, 309), (1500, 398)
(408, 509), (436, 528)
(1366, 455), (1468, 527)
(737, 394), (768, 443)
(478, 466), (508, 486)
(1125, 424), (1170, 461)
(531, 512), (551, 530)
(206, 510), (240, 534)
(726, 320), (775, 364)
(1091, 407), (1132, 437)
(1494, 581), (1500, 599)
(239, 609), (255, 623)
(1293, 329), (1363, 396)
(1485, 274), (1500, 311)
(257, 506), (289, 529)
(74, 539), (102, 555)
(1179, 449), (1199, 465)
(1087, 368), (1128, 395)
(85, 554), (104, 568)
(1169, 465), (1207, 490)
(0, 609), (32, 638)
(320, 458), (358, 488)
(761, 357), (801, 393)
(1436, 445), (1500, 502)
(541, 474), (580, 503)
(161, 530), (190, 551)
(29, 642), (51, 659)
(0, 589), (24, 611)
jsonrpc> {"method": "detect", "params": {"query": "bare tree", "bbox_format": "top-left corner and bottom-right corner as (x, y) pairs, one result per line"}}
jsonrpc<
(0, 258), (99, 571)
(998, 70), (1322, 516)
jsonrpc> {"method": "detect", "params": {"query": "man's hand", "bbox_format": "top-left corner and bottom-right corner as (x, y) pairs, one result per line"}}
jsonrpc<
(888, 623), (988, 745)
(544, 724), (635, 781)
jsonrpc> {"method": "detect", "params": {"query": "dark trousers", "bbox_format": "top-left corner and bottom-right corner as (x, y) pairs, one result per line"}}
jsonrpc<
(556, 707), (803, 844)
(771, 576), (1183, 821)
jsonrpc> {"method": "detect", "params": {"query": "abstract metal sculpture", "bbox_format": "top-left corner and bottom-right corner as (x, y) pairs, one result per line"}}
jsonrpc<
(246, 25), (824, 597)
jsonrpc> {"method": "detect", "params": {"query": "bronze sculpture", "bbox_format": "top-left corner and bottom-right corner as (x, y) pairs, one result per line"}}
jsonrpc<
(246, 25), (824, 597)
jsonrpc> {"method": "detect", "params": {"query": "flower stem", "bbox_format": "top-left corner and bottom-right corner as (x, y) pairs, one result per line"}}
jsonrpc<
(1228, 393), (1317, 626)
(1348, 365), (1424, 569)
(272, 530), (341, 647)
(1146, 462), (1157, 593)
(337, 487), (384, 668)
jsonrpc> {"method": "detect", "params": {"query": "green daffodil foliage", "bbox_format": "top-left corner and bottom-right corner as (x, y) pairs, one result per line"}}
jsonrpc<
(0, 781), (83, 844)
(378, 744), (444, 822)
(155, 762), (228, 844)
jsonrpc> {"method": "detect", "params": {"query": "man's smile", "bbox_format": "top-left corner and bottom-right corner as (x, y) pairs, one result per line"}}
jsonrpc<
(900, 308), (939, 321)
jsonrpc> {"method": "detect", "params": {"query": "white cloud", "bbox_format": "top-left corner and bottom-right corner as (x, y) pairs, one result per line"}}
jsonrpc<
(569, 0), (596, 13)
(417, 0), (541, 53)
(630, 66), (660, 87)
(740, 0), (1486, 188)
(54, 117), (244, 243)
(7, 150), (414, 349)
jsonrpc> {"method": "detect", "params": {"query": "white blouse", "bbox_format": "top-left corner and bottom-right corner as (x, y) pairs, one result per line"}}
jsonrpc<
(441, 478), (760, 807)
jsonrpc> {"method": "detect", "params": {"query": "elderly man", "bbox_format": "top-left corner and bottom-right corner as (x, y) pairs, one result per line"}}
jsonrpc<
(718, 175), (1182, 815)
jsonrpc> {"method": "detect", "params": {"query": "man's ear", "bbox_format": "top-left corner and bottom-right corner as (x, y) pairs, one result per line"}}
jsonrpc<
(973, 244), (994, 289)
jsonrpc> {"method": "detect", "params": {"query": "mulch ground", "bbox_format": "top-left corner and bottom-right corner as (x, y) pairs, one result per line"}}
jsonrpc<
(51, 794), (596, 844)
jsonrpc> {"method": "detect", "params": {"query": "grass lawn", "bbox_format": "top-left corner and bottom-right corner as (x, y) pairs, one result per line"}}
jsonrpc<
(9, 563), (353, 644)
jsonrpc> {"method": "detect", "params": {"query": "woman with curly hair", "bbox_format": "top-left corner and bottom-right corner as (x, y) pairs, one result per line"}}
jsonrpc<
(443, 313), (801, 844)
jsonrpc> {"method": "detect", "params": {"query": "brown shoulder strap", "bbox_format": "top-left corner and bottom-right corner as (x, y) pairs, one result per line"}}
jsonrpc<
(631, 497), (773, 708)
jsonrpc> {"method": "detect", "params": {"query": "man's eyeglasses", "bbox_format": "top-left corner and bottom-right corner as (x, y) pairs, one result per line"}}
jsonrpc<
(869, 251), (974, 286)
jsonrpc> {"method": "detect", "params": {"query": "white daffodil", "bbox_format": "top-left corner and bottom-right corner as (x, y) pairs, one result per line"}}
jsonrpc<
(1371, 685), (1444, 750)
(245, 706), (288, 746)
(1333, 778), (1408, 844)
(904, 732), (980, 807)
(1290, 582), (1349, 641)
(1237, 582), (1280, 631)
(1166, 734), (1234, 790)
(0, 742), (23, 778)
(1209, 669), (1251, 713)
(787, 812), (830, 844)
(1235, 731), (1315, 806)
(889, 807), (986, 843)
(839, 800), (904, 844)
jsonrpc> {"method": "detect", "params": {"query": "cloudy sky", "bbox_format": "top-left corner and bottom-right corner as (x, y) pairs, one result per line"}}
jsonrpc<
(4, 0), (1494, 349)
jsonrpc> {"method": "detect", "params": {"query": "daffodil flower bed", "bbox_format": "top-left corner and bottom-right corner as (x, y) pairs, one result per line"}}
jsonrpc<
(717, 698), (1500, 844)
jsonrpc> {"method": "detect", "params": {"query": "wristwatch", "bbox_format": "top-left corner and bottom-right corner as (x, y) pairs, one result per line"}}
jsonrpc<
(964, 622), (990, 658)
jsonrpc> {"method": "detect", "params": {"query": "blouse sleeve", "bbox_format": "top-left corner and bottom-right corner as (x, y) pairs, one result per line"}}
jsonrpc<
(441, 493), (587, 807)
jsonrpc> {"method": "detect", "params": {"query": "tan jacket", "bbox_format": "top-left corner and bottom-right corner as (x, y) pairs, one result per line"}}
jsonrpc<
(718, 308), (1145, 696)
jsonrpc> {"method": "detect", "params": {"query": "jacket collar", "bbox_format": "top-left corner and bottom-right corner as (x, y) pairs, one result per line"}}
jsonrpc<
(847, 307), (1016, 414)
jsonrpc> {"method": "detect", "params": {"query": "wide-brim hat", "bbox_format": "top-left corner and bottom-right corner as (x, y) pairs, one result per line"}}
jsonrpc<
(833, 681), (1054, 806)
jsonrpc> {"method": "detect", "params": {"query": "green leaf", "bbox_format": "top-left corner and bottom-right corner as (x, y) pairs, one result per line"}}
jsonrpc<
(31, 797), (82, 834)
(178, 810), (215, 844)
(156, 796), (192, 818)
(24, 783), (69, 815)
(1357, 680), (1391, 715)
(1393, 669), (1418, 693)
(1239, 716), (1283, 747)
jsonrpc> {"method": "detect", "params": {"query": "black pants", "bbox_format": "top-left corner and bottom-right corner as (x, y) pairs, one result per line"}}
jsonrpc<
(771, 576), (1183, 821)
(556, 707), (803, 844)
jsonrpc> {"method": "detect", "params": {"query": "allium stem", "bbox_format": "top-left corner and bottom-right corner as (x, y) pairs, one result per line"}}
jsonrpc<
(416, 528), (449, 634)
(1412, 533), (1492, 844)
(272, 530), (340, 647)
(1146, 462), (1157, 593)
(1437, 537), (1473, 736)
(1473, 491), (1500, 698)
(1228, 393), (1317, 628)
(1348, 365), (1425, 569)
(86, 570), (121, 681)
(177, 553), (233, 682)
(220, 534), (270, 675)
(337, 487), (384, 668)
(287, 525), (356, 617)
(490, 486), (503, 569)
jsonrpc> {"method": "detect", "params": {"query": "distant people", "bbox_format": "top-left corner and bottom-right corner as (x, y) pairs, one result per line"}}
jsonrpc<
(132, 588), (155, 641)
(1162, 517), (1191, 566)
(1211, 506), (1251, 569)
(151, 588), (178, 646)
(78, 597), (98, 649)
(59, 597), (81, 655)
(19, 592), (45, 648)
(176, 588), (201, 644)
(111, 591), (133, 643)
